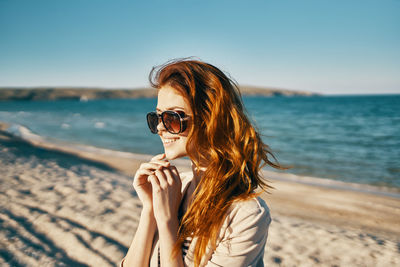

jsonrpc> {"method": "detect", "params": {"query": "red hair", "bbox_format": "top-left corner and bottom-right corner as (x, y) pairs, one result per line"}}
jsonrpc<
(149, 58), (282, 266)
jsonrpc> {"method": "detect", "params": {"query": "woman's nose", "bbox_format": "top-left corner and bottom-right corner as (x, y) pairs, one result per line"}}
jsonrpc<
(156, 118), (166, 133)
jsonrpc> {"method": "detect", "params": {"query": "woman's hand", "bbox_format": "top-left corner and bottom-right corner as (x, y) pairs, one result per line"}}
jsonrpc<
(148, 165), (184, 267)
(133, 153), (170, 210)
(148, 164), (182, 225)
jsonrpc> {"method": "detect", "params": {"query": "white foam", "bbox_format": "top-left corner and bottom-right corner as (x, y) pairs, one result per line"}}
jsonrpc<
(94, 122), (105, 128)
(7, 124), (44, 142)
(61, 123), (70, 129)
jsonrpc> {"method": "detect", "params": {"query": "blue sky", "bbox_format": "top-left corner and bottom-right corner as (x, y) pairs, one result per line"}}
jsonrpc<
(1, 0), (399, 95)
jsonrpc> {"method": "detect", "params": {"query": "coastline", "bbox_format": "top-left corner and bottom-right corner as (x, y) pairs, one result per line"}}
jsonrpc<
(0, 87), (318, 101)
(1, 121), (399, 266)
(1, 121), (399, 198)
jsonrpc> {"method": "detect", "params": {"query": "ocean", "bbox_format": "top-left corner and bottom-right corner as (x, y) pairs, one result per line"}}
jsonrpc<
(1, 94), (399, 189)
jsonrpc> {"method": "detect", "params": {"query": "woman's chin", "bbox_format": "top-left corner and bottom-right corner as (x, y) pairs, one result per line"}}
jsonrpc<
(164, 149), (186, 160)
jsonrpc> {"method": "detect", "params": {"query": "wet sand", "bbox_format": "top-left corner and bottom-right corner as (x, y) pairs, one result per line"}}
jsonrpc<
(0, 129), (399, 266)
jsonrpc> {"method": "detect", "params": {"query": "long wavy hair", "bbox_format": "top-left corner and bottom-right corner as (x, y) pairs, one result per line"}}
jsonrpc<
(149, 58), (283, 266)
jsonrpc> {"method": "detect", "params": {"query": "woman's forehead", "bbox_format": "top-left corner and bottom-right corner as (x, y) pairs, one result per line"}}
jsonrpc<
(157, 86), (190, 111)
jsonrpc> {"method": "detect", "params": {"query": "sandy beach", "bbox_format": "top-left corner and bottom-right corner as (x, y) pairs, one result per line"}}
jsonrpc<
(1, 125), (399, 266)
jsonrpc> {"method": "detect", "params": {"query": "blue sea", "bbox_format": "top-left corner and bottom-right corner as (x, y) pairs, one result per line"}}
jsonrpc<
(1, 95), (399, 189)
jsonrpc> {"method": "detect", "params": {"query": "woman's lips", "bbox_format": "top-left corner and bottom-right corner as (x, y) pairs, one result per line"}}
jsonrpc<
(162, 137), (179, 145)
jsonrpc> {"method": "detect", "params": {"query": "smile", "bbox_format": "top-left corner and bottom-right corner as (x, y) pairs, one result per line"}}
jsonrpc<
(162, 138), (179, 145)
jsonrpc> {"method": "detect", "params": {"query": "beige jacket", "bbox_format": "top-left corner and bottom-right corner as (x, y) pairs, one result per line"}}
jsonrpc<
(125, 172), (271, 267)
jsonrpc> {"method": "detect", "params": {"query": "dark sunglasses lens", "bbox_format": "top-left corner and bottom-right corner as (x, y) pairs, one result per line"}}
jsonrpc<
(146, 112), (158, 133)
(163, 111), (181, 134)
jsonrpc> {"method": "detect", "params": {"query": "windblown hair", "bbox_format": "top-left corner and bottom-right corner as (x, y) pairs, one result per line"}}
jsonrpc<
(149, 58), (282, 266)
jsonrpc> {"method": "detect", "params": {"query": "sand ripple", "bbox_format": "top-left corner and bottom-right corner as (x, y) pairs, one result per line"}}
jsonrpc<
(0, 139), (140, 266)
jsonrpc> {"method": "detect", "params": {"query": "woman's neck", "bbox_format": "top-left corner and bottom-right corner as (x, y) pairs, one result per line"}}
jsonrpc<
(190, 161), (206, 187)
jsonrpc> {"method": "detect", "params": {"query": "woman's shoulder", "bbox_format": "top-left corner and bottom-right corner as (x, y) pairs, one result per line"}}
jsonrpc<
(222, 197), (271, 234)
(215, 196), (271, 249)
(230, 196), (270, 217)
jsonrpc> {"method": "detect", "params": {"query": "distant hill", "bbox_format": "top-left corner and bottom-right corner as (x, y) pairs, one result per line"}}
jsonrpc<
(239, 86), (318, 97)
(0, 86), (319, 101)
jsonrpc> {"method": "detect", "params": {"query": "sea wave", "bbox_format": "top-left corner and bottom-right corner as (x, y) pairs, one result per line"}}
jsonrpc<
(0, 121), (189, 168)
(0, 121), (151, 160)
(6, 123), (45, 142)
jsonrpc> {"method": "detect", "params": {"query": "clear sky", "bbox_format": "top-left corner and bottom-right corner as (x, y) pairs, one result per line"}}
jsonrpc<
(1, 0), (399, 95)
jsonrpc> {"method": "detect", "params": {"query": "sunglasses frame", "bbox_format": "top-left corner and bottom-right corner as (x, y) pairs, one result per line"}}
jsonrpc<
(146, 110), (190, 134)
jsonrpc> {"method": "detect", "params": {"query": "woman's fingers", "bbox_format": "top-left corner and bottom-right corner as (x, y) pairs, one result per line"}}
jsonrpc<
(155, 169), (168, 188)
(138, 162), (168, 173)
(134, 169), (154, 183)
(151, 153), (165, 161)
(134, 154), (169, 183)
(148, 174), (160, 191)
(162, 167), (175, 185)
(149, 166), (181, 189)
(168, 166), (181, 186)
(145, 164), (181, 191)
(150, 159), (170, 167)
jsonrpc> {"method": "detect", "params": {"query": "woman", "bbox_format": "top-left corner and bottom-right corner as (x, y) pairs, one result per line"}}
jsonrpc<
(122, 59), (282, 266)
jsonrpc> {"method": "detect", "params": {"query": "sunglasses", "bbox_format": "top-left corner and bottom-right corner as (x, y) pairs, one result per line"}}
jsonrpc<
(146, 110), (190, 134)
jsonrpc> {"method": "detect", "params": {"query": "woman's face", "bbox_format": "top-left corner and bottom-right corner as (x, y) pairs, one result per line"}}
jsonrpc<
(156, 85), (192, 160)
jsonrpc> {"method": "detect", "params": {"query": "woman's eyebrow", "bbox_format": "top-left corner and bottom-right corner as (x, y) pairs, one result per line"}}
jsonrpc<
(156, 106), (185, 111)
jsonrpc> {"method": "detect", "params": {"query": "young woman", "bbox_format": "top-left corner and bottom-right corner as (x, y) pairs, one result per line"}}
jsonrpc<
(122, 59), (282, 266)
